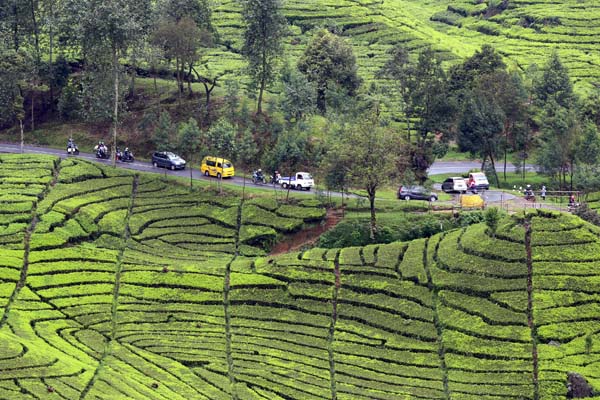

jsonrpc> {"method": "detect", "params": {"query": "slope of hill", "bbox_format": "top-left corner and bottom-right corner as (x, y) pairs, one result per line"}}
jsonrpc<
(208, 0), (600, 91)
(1, 154), (599, 399)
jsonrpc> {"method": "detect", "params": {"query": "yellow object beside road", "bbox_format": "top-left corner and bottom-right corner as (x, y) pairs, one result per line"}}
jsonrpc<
(460, 194), (485, 209)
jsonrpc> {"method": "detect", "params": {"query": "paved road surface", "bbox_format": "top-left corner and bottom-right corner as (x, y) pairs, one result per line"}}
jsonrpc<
(428, 160), (535, 175)
(0, 143), (517, 202)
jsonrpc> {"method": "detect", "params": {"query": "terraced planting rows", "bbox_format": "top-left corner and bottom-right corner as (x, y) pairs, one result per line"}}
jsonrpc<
(1, 154), (599, 398)
(207, 0), (600, 92)
(0, 155), (326, 399)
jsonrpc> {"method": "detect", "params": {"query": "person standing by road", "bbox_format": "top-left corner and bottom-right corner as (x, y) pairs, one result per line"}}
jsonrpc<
(541, 185), (546, 201)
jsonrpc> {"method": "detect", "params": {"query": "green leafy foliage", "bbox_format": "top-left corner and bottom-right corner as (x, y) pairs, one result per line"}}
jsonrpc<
(2, 155), (600, 398)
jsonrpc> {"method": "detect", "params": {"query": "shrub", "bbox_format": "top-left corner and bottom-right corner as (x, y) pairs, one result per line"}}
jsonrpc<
(484, 207), (502, 237)
(318, 213), (462, 248)
(574, 203), (600, 227)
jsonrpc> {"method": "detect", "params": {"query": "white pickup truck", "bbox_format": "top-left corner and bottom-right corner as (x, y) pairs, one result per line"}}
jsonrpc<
(280, 172), (314, 191)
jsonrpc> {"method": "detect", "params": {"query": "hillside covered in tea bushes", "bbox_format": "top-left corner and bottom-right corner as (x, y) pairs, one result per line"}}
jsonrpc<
(211, 0), (600, 91)
(1, 154), (600, 399)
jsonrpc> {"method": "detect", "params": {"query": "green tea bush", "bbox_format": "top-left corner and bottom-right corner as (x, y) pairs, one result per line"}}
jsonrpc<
(318, 212), (470, 248)
(4, 155), (600, 398)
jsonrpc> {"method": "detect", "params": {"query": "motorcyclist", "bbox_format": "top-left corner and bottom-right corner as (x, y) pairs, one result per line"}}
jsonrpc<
(469, 180), (477, 194)
(523, 184), (536, 201)
(252, 168), (265, 183)
(271, 170), (281, 184)
(95, 141), (108, 158)
(67, 137), (78, 154)
(122, 147), (133, 162)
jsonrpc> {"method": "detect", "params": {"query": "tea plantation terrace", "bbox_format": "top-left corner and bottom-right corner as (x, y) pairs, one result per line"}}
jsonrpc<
(0, 154), (599, 399)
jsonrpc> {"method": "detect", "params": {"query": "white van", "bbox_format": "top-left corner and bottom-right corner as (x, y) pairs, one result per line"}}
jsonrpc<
(466, 172), (490, 190)
(442, 177), (468, 193)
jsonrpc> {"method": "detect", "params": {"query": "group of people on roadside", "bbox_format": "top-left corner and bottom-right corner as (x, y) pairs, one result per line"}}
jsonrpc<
(523, 184), (577, 206)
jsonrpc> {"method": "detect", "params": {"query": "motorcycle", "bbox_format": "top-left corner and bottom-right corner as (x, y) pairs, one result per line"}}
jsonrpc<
(568, 202), (580, 213)
(252, 170), (267, 184)
(94, 144), (110, 159)
(524, 189), (535, 202)
(66, 141), (79, 156)
(117, 149), (134, 162)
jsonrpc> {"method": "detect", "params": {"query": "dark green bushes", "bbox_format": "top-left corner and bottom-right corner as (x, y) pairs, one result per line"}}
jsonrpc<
(318, 212), (484, 248)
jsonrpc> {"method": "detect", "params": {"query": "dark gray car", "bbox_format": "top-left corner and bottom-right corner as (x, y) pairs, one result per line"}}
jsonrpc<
(397, 186), (438, 201)
(152, 151), (186, 170)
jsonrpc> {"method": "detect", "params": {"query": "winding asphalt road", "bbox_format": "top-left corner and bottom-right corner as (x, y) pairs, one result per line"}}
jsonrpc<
(0, 143), (517, 202)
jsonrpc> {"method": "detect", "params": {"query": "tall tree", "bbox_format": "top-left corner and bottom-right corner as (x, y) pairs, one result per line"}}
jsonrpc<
(298, 29), (361, 114)
(335, 115), (399, 240)
(448, 44), (506, 93)
(154, 0), (215, 110)
(475, 70), (528, 180)
(581, 86), (600, 128)
(157, 0), (213, 30)
(0, 47), (31, 151)
(536, 100), (580, 189)
(383, 47), (454, 182)
(457, 94), (505, 186)
(533, 51), (574, 109)
(152, 17), (207, 101)
(177, 117), (203, 188)
(278, 62), (316, 123)
(241, 0), (287, 114)
(72, 0), (151, 166)
(153, 111), (174, 151)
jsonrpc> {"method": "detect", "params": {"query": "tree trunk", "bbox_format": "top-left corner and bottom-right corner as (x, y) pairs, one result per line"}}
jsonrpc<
(368, 188), (377, 241)
(129, 65), (136, 99)
(30, 90), (34, 132)
(257, 77), (265, 115)
(48, 9), (54, 109)
(19, 119), (24, 153)
(189, 158), (193, 189)
(570, 162), (574, 192)
(203, 82), (211, 119)
(30, 0), (40, 64)
(12, 0), (19, 50)
(176, 58), (182, 106)
(489, 153), (499, 188)
(503, 125), (508, 182)
(187, 63), (193, 96)
(257, 46), (267, 114)
(112, 45), (119, 167)
(480, 154), (487, 172)
(503, 147), (507, 182)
